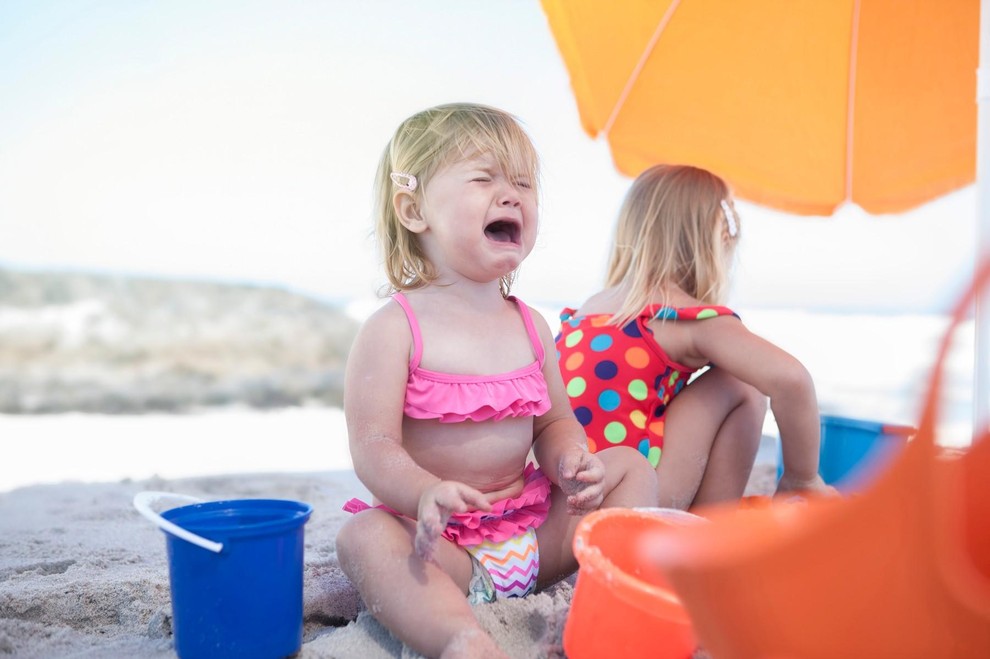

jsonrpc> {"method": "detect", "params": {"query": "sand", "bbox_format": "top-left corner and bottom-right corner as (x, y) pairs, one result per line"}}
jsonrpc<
(0, 463), (777, 658)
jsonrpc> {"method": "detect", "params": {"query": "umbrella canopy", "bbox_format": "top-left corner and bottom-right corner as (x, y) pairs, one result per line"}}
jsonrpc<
(541, 0), (978, 217)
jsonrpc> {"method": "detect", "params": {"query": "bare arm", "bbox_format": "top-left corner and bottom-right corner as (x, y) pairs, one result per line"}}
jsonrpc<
(530, 309), (606, 513)
(344, 303), (445, 517)
(690, 317), (824, 488)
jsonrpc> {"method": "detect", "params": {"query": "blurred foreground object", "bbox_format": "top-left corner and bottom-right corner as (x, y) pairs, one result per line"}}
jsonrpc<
(644, 263), (990, 658)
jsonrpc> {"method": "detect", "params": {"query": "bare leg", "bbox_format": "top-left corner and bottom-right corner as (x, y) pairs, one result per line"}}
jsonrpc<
(657, 368), (766, 509)
(336, 510), (507, 659)
(535, 446), (658, 588)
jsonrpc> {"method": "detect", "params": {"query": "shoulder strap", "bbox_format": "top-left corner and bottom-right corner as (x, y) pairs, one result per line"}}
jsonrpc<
(392, 293), (422, 370)
(645, 304), (739, 321)
(510, 297), (545, 366)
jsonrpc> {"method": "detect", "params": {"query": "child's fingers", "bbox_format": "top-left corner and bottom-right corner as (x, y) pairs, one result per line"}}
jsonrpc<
(565, 481), (605, 514)
(435, 482), (492, 513)
(414, 517), (443, 561)
(560, 447), (600, 484)
(457, 486), (493, 512)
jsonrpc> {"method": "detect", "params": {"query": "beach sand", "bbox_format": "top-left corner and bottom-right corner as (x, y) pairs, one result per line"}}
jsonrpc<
(0, 462), (777, 658)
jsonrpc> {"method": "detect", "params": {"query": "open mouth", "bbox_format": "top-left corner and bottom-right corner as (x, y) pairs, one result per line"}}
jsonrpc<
(484, 219), (521, 245)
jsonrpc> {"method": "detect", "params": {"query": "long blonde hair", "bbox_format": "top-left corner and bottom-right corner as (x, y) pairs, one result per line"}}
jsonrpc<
(606, 164), (740, 326)
(373, 102), (540, 296)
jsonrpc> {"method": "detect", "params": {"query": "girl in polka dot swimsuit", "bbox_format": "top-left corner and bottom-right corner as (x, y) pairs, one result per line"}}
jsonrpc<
(556, 164), (835, 510)
(335, 103), (658, 659)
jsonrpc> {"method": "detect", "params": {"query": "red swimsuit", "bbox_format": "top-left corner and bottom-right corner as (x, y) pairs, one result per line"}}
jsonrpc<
(555, 305), (739, 467)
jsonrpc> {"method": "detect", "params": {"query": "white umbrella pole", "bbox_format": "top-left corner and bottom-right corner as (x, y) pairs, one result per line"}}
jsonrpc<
(976, 0), (990, 437)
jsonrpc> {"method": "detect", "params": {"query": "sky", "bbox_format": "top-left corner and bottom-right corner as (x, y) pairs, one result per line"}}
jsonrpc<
(0, 0), (980, 315)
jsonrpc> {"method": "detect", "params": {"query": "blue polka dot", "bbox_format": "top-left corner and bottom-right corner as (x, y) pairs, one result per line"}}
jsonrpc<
(637, 438), (651, 458)
(598, 389), (620, 412)
(594, 360), (618, 380)
(655, 307), (679, 320)
(589, 335), (613, 352)
(574, 406), (593, 426)
(622, 322), (642, 338)
(653, 404), (666, 418)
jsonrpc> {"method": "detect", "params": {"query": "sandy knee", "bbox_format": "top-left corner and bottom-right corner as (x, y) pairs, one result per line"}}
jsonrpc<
(336, 510), (405, 570)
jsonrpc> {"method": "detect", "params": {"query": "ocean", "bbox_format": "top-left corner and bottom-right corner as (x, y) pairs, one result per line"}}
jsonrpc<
(0, 306), (979, 493)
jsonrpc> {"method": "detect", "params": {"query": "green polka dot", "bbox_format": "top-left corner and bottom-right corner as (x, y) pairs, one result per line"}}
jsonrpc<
(696, 308), (718, 319)
(566, 377), (587, 397)
(628, 379), (648, 401)
(647, 446), (662, 468)
(604, 421), (627, 444)
(668, 372), (679, 386)
(564, 330), (584, 348)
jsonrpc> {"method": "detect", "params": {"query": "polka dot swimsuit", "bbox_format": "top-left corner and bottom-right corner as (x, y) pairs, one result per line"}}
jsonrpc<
(555, 305), (739, 467)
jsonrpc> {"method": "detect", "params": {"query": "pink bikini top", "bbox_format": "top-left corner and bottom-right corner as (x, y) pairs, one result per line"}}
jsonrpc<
(393, 292), (551, 423)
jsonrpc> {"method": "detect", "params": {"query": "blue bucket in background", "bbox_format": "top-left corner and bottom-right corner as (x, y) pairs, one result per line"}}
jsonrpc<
(134, 493), (313, 659)
(777, 415), (915, 491)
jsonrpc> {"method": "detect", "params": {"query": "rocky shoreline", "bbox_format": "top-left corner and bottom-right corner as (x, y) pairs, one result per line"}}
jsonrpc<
(0, 268), (359, 414)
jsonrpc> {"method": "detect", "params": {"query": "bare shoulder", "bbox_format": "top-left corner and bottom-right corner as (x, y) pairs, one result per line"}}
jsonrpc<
(571, 287), (623, 316)
(517, 299), (556, 340)
(689, 312), (750, 346)
(358, 296), (408, 334)
(348, 297), (412, 363)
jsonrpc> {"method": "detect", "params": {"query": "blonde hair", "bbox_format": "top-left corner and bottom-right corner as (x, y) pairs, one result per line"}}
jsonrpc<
(373, 102), (540, 296)
(606, 164), (740, 326)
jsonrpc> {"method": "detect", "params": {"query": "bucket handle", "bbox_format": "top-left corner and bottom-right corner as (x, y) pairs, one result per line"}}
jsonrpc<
(133, 491), (224, 553)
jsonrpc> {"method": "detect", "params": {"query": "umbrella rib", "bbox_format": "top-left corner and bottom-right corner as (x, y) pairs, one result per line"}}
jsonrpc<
(602, 0), (684, 137)
(844, 0), (863, 205)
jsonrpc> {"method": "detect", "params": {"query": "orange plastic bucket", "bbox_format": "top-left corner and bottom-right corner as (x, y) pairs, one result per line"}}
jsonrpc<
(564, 507), (704, 659)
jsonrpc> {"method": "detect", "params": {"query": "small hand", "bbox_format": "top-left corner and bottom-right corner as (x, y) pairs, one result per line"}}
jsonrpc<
(414, 481), (491, 561)
(558, 446), (606, 515)
(775, 472), (840, 499)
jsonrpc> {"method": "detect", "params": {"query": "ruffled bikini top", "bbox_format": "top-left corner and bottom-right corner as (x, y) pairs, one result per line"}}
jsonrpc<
(393, 292), (550, 423)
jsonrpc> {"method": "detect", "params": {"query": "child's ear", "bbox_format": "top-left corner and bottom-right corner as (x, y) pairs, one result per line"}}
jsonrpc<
(394, 192), (427, 233)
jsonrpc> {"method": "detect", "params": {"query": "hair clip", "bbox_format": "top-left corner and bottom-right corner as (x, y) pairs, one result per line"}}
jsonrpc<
(390, 172), (418, 191)
(720, 199), (739, 238)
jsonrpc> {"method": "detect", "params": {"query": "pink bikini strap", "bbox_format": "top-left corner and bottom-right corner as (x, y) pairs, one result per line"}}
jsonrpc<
(392, 293), (423, 370)
(509, 296), (545, 366)
(393, 293), (543, 370)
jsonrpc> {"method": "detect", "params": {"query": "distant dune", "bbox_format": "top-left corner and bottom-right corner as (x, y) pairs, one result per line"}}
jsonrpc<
(0, 268), (359, 413)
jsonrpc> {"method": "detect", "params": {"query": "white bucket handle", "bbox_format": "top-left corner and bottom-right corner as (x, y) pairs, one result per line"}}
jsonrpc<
(133, 491), (224, 554)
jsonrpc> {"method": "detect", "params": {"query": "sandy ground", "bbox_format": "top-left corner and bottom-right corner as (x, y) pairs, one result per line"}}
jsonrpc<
(0, 457), (777, 658)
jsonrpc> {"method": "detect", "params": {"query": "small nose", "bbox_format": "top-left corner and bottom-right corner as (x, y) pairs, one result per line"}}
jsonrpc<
(499, 182), (521, 207)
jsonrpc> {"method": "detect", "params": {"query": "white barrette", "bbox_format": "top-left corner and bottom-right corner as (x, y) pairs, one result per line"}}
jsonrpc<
(720, 199), (738, 238)
(390, 172), (418, 191)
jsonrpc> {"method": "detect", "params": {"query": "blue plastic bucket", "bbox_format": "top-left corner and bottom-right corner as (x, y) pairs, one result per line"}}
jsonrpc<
(777, 415), (915, 491)
(134, 492), (313, 659)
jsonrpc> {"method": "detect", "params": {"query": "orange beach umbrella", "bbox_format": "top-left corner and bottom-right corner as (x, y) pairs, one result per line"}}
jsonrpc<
(540, 0), (978, 217)
(541, 0), (990, 432)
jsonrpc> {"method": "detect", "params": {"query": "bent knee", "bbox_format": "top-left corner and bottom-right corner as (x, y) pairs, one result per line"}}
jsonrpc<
(597, 446), (659, 503)
(599, 446), (657, 479)
(740, 383), (768, 415)
(335, 509), (405, 567)
(711, 370), (767, 417)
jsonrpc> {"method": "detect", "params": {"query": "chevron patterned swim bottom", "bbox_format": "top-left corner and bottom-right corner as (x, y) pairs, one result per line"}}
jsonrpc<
(466, 526), (539, 602)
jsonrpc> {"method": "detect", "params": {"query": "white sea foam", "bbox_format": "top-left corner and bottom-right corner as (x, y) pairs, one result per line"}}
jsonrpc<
(0, 406), (353, 493)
